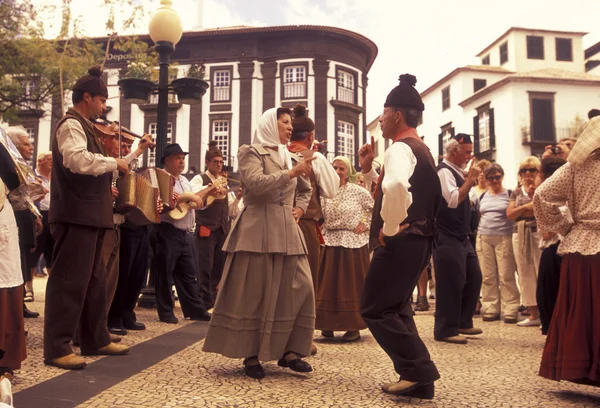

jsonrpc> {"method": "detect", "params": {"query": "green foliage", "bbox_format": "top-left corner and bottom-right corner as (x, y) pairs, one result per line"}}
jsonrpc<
(185, 64), (205, 79)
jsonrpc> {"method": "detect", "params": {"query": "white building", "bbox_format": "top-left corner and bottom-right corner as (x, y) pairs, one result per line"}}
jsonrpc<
(369, 27), (600, 184)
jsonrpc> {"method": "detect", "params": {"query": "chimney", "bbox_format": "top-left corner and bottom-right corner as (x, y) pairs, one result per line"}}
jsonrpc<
(193, 0), (204, 30)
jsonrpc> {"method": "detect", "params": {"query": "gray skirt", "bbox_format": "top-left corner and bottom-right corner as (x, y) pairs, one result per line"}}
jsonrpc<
(202, 251), (315, 361)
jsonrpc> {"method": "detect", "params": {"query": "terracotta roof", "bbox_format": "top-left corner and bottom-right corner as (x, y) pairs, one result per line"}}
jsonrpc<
(476, 27), (588, 58)
(459, 68), (600, 107)
(420, 65), (513, 98)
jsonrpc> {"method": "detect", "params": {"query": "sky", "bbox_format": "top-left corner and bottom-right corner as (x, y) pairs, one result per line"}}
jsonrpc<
(33, 0), (600, 121)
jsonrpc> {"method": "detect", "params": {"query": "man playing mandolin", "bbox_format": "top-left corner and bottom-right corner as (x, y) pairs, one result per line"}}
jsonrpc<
(190, 141), (230, 309)
(150, 143), (213, 324)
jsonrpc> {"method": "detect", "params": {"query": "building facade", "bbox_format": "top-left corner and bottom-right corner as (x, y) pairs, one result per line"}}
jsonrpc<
(14, 25), (377, 173)
(367, 27), (600, 184)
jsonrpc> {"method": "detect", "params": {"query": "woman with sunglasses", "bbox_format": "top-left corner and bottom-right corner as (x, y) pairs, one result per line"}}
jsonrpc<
(507, 156), (542, 327)
(476, 164), (520, 324)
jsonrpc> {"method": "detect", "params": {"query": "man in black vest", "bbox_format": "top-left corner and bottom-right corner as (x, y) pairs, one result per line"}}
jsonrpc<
(44, 67), (130, 370)
(190, 141), (229, 309)
(433, 134), (483, 345)
(359, 74), (441, 399)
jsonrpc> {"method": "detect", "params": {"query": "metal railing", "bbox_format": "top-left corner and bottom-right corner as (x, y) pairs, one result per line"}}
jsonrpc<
(213, 86), (230, 101)
(283, 82), (306, 99)
(337, 86), (354, 104)
(149, 93), (178, 104)
(521, 127), (579, 143)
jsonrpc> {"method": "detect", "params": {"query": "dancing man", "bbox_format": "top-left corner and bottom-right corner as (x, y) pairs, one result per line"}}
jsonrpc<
(360, 74), (441, 399)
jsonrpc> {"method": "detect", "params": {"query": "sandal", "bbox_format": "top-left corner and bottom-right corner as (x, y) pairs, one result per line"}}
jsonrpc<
(24, 291), (34, 303)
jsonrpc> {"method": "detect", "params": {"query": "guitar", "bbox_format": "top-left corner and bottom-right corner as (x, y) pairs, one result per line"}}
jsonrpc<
(167, 177), (228, 220)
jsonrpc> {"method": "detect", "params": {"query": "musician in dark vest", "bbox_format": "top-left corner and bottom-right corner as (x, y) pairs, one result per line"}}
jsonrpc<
(359, 74), (441, 399)
(190, 141), (230, 309)
(433, 134), (483, 344)
(44, 67), (130, 370)
(108, 135), (154, 335)
(151, 143), (212, 324)
(287, 104), (339, 356)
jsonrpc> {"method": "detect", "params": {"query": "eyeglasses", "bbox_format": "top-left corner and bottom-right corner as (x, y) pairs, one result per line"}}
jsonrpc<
(486, 175), (502, 181)
(519, 168), (538, 174)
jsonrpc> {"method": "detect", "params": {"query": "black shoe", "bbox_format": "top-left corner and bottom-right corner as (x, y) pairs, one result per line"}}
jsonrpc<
(108, 326), (127, 336)
(123, 321), (146, 331)
(23, 306), (39, 318)
(278, 356), (312, 373)
(402, 382), (435, 400)
(189, 311), (212, 321)
(159, 315), (179, 324)
(243, 358), (265, 379)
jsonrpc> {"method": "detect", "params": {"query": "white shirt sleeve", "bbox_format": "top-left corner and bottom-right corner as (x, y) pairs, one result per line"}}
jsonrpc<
(438, 167), (460, 209)
(362, 167), (379, 192)
(57, 119), (117, 176)
(189, 174), (212, 194)
(381, 142), (416, 236)
(124, 149), (141, 164)
(312, 152), (339, 199)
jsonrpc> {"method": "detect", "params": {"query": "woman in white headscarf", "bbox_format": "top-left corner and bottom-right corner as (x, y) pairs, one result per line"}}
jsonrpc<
(203, 107), (317, 379)
(535, 116), (600, 386)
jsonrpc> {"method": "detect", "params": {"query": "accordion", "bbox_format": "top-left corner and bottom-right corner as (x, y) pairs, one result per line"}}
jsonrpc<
(115, 168), (176, 225)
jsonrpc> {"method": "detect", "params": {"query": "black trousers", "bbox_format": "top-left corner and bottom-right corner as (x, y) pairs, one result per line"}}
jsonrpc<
(195, 227), (226, 309)
(537, 242), (562, 335)
(14, 210), (35, 282)
(151, 223), (208, 320)
(34, 210), (55, 268)
(360, 235), (440, 384)
(108, 225), (150, 327)
(44, 223), (111, 359)
(433, 232), (482, 340)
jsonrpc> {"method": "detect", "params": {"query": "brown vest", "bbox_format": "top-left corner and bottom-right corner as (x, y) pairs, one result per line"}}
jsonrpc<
(49, 109), (114, 229)
(195, 173), (230, 233)
(369, 137), (441, 251)
(293, 149), (323, 221)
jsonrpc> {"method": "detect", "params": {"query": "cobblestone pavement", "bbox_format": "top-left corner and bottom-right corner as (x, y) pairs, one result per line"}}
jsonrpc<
(14, 279), (600, 407)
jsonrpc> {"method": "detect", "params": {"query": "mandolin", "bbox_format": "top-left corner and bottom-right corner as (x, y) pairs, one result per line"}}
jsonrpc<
(167, 177), (229, 220)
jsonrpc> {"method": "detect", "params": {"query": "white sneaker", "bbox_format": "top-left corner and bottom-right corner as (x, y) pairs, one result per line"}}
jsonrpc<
(517, 318), (541, 327)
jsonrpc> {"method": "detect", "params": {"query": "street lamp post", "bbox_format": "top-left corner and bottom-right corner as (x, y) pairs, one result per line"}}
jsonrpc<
(137, 0), (183, 309)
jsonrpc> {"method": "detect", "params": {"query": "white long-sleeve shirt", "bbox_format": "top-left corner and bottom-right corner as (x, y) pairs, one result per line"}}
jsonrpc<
(437, 159), (465, 209)
(57, 118), (117, 176)
(311, 152), (339, 199)
(380, 142), (416, 236)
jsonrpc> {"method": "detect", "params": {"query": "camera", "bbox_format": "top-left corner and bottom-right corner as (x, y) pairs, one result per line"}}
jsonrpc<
(550, 145), (563, 155)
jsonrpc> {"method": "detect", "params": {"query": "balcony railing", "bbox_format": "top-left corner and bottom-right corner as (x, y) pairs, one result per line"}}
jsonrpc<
(283, 81), (306, 99)
(213, 86), (230, 102)
(149, 93), (178, 104)
(337, 86), (354, 104)
(521, 127), (579, 144)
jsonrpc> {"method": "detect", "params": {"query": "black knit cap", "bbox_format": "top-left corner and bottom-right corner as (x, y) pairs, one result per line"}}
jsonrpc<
(453, 133), (473, 145)
(384, 74), (424, 111)
(205, 140), (223, 161)
(291, 104), (315, 132)
(72, 66), (108, 98)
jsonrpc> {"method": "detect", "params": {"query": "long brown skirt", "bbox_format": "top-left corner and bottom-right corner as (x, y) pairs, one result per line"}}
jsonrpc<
(539, 252), (600, 386)
(316, 245), (369, 331)
(203, 251), (315, 361)
(0, 286), (26, 370)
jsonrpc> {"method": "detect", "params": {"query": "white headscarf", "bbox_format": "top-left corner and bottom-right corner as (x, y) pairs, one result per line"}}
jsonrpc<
(252, 107), (293, 169)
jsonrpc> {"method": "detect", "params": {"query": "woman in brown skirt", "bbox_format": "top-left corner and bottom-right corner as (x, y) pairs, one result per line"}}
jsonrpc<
(534, 117), (600, 386)
(203, 107), (316, 379)
(0, 135), (27, 371)
(316, 156), (373, 342)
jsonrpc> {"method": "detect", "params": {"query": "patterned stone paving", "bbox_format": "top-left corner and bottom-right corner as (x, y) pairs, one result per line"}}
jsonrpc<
(14, 279), (600, 407)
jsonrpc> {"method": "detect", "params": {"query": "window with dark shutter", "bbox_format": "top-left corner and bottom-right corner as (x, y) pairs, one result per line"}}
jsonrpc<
(499, 42), (508, 65)
(489, 108), (495, 149)
(473, 79), (487, 93)
(441, 86), (450, 111)
(482, 55), (490, 65)
(527, 36), (545, 60)
(473, 115), (480, 154)
(555, 38), (573, 62)
(530, 98), (555, 142)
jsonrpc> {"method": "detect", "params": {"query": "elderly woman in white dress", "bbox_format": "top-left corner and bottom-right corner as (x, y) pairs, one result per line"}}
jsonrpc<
(203, 107), (316, 380)
(316, 156), (373, 342)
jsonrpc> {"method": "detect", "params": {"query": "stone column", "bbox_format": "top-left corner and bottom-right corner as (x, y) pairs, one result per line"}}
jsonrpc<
(313, 59), (330, 141)
(261, 60), (278, 112)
